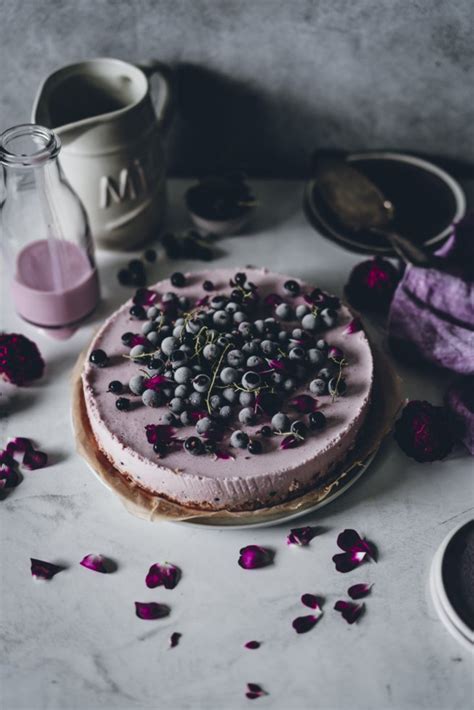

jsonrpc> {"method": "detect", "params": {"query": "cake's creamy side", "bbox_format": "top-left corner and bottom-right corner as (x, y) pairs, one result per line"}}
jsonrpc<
(82, 267), (374, 510)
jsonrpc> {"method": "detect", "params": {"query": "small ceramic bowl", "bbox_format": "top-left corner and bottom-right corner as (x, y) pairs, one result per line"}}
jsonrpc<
(304, 151), (466, 256)
(185, 176), (255, 237)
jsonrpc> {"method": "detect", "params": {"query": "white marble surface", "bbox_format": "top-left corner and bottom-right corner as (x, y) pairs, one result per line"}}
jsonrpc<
(1, 180), (473, 710)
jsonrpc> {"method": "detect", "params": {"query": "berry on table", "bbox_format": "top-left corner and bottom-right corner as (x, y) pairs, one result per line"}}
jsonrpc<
(89, 349), (108, 367)
(259, 425), (273, 437)
(121, 332), (134, 346)
(234, 272), (247, 286)
(153, 442), (167, 457)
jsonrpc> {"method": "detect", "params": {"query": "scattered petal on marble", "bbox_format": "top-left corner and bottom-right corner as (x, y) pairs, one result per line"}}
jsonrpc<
(332, 550), (367, 573)
(334, 600), (365, 624)
(6, 437), (33, 455)
(146, 562), (181, 589)
(301, 593), (322, 610)
(244, 641), (261, 650)
(22, 449), (48, 470)
(238, 545), (274, 570)
(0, 465), (20, 488)
(135, 602), (171, 620)
(336, 529), (377, 561)
(246, 683), (268, 700)
(292, 614), (321, 634)
(287, 526), (319, 546)
(170, 632), (181, 648)
(80, 554), (112, 573)
(0, 449), (14, 466)
(348, 583), (373, 600)
(30, 558), (64, 580)
(289, 394), (318, 414)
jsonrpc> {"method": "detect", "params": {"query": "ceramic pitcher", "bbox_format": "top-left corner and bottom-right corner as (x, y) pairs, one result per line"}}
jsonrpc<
(32, 58), (174, 250)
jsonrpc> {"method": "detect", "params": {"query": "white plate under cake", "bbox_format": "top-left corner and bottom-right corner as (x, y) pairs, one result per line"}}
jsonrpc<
(82, 267), (374, 511)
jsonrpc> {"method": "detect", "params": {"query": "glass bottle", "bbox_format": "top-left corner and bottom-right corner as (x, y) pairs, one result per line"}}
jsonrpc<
(0, 124), (100, 339)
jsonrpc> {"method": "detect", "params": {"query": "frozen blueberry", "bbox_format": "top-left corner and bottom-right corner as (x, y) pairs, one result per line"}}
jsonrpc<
(248, 439), (262, 454)
(284, 279), (300, 296)
(225, 301), (240, 314)
(162, 291), (178, 305)
(171, 271), (186, 288)
(141, 321), (155, 336)
(321, 307), (338, 328)
(169, 397), (185, 414)
(246, 355), (264, 369)
(180, 411), (192, 426)
(278, 330), (289, 344)
(289, 347), (306, 361)
(130, 344), (147, 360)
(186, 319), (202, 335)
(275, 303), (293, 321)
(316, 339), (329, 354)
(196, 417), (213, 435)
(193, 374), (211, 393)
(271, 412), (289, 432)
(173, 366), (192, 385)
(291, 420), (307, 439)
(219, 405), (233, 420)
(223, 387), (238, 404)
(310, 378), (328, 395)
(270, 371), (284, 385)
(241, 371), (261, 390)
(318, 366), (335, 381)
(108, 380), (123, 394)
(238, 321), (254, 338)
(160, 336), (177, 356)
(146, 306), (159, 320)
(309, 411), (327, 430)
(175, 384), (189, 398)
(261, 339), (277, 356)
(296, 304), (310, 319)
(146, 332), (159, 347)
(230, 430), (249, 449)
(184, 436), (204, 456)
(308, 349), (325, 367)
(89, 349), (108, 367)
(239, 391), (255, 407)
(301, 313), (319, 331)
(253, 319), (265, 334)
(220, 367), (239, 385)
(189, 391), (204, 408)
(233, 311), (247, 325)
(170, 350), (188, 368)
(227, 349), (245, 368)
(282, 378), (296, 392)
(209, 393), (223, 410)
(173, 324), (185, 338)
(129, 374), (146, 395)
(142, 389), (162, 408)
(239, 407), (256, 425)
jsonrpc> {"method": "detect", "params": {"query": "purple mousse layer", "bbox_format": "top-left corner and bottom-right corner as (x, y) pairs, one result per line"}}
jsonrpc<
(82, 267), (374, 510)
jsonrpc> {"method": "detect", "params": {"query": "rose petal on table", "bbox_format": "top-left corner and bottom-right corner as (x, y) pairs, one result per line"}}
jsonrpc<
(334, 600), (365, 624)
(146, 562), (181, 589)
(300, 593), (322, 610)
(238, 545), (274, 569)
(292, 614), (321, 634)
(22, 449), (48, 470)
(80, 554), (112, 573)
(0, 465), (20, 488)
(134, 602), (170, 620)
(169, 632), (181, 648)
(6, 437), (33, 456)
(30, 558), (64, 580)
(332, 550), (367, 573)
(348, 583), (373, 599)
(244, 640), (261, 650)
(286, 526), (319, 546)
(246, 683), (268, 699)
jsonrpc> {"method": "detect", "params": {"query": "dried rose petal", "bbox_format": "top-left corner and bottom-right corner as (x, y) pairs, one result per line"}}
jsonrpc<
(345, 318), (363, 334)
(215, 449), (235, 460)
(301, 593), (321, 610)
(30, 558), (64, 580)
(267, 358), (286, 372)
(328, 346), (344, 363)
(238, 545), (274, 569)
(287, 526), (318, 546)
(280, 435), (299, 450)
(292, 614), (321, 634)
(345, 257), (400, 313)
(6, 437), (33, 455)
(145, 424), (176, 445)
(264, 293), (284, 308)
(146, 562), (181, 589)
(0, 449), (14, 466)
(244, 641), (261, 650)
(0, 465), (20, 488)
(135, 602), (170, 620)
(246, 683), (267, 700)
(170, 632), (181, 648)
(144, 375), (170, 390)
(348, 583), (373, 600)
(130, 334), (148, 347)
(22, 449), (48, 470)
(0, 333), (45, 386)
(334, 600), (365, 624)
(80, 554), (112, 574)
(337, 529), (376, 560)
(332, 550), (367, 573)
(133, 288), (157, 306)
(394, 400), (455, 463)
(289, 394), (318, 414)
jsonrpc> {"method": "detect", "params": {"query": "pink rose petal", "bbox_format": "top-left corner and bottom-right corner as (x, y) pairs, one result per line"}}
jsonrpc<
(246, 683), (268, 700)
(144, 375), (170, 390)
(6, 437), (33, 457)
(345, 318), (363, 334)
(170, 632), (181, 648)
(264, 293), (283, 308)
(238, 545), (274, 569)
(280, 434), (299, 450)
(195, 295), (209, 307)
(0, 449), (14, 466)
(332, 550), (367, 573)
(80, 554), (112, 574)
(22, 449), (48, 470)
(292, 614), (321, 634)
(287, 526), (319, 546)
(145, 424), (176, 445)
(130, 334), (148, 347)
(133, 289), (157, 306)
(334, 600), (365, 624)
(244, 640), (261, 650)
(268, 358), (286, 372)
(337, 529), (377, 560)
(146, 562), (181, 589)
(0, 464), (20, 488)
(329, 346), (344, 363)
(348, 583), (373, 599)
(215, 449), (235, 460)
(135, 602), (171, 620)
(30, 558), (64, 580)
(289, 394), (318, 414)
(301, 593), (321, 610)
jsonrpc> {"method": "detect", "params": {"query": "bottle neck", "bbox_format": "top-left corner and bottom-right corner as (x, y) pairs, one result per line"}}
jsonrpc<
(0, 124), (61, 168)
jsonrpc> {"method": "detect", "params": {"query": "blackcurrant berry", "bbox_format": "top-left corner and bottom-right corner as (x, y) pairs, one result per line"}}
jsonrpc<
(284, 279), (300, 296)
(259, 426), (274, 438)
(234, 272), (246, 286)
(309, 411), (327, 430)
(121, 332), (134, 346)
(108, 380), (123, 394)
(117, 268), (131, 286)
(184, 436), (204, 456)
(153, 442), (167, 457)
(116, 397), (130, 411)
(203, 280), (214, 292)
(144, 249), (157, 263)
(171, 271), (186, 288)
(129, 305), (146, 319)
(248, 439), (263, 454)
(89, 349), (108, 367)
(291, 420), (307, 439)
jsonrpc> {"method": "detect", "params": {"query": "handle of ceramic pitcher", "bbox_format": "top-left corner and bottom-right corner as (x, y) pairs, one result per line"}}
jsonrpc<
(136, 60), (175, 135)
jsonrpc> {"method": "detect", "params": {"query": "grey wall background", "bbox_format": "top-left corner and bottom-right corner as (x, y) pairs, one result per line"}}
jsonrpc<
(1, 0), (472, 176)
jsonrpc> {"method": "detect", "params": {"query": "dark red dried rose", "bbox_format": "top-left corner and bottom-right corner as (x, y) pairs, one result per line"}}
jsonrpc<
(134, 602), (170, 620)
(289, 395), (318, 414)
(394, 400), (455, 462)
(6, 437), (33, 455)
(80, 554), (113, 573)
(345, 257), (400, 313)
(22, 449), (48, 470)
(345, 318), (363, 334)
(287, 526), (319, 546)
(0, 465), (20, 488)
(30, 558), (64, 580)
(133, 289), (157, 306)
(144, 375), (170, 390)
(280, 435), (300, 450)
(238, 545), (274, 569)
(130, 334), (148, 347)
(348, 583), (373, 599)
(170, 632), (181, 648)
(244, 640), (261, 650)
(292, 614), (322, 634)
(334, 600), (365, 624)
(263, 293), (284, 309)
(145, 424), (176, 445)
(246, 683), (267, 700)
(146, 563), (181, 589)
(0, 333), (45, 386)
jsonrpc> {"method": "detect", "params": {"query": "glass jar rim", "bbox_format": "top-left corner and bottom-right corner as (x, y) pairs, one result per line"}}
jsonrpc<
(0, 124), (61, 168)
